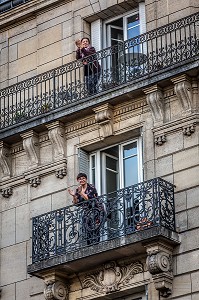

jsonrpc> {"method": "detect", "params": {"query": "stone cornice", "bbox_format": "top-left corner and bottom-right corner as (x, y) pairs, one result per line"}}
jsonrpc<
(0, 158), (67, 190)
(65, 117), (96, 135)
(65, 99), (147, 137)
(152, 113), (199, 137)
(0, 0), (72, 31)
(114, 98), (147, 117)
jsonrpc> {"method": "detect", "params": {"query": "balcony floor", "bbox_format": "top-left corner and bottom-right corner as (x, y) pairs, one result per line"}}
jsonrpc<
(27, 226), (179, 277)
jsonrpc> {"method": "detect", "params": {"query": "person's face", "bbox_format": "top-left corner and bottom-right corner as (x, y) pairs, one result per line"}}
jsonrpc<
(81, 39), (89, 48)
(77, 176), (87, 185)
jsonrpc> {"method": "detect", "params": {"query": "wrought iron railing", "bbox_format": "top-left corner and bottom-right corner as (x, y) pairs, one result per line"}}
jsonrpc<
(0, 0), (30, 13)
(32, 177), (175, 263)
(1, 12), (198, 130)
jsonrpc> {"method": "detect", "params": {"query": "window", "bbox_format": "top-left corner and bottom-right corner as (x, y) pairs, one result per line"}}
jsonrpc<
(89, 138), (143, 195)
(91, 3), (146, 83)
(78, 138), (143, 236)
(91, 3), (146, 50)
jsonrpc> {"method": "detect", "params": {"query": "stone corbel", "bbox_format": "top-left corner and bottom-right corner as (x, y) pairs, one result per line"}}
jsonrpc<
(171, 74), (193, 116)
(0, 141), (11, 179)
(1, 187), (13, 198)
(93, 103), (114, 139)
(144, 241), (174, 298)
(28, 176), (41, 188)
(46, 121), (66, 161)
(42, 271), (69, 300)
(154, 134), (166, 146)
(20, 131), (40, 169)
(143, 85), (164, 125)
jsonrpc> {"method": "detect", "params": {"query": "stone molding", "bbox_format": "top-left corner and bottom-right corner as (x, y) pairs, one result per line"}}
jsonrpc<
(65, 99), (147, 138)
(113, 98), (147, 118)
(20, 130), (40, 169)
(0, 159), (67, 196)
(153, 114), (198, 144)
(46, 121), (66, 161)
(171, 74), (193, 116)
(93, 103), (114, 139)
(24, 159), (67, 186)
(144, 241), (174, 298)
(143, 85), (164, 125)
(0, 141), (11, 179)
(83, 260), (143, 294)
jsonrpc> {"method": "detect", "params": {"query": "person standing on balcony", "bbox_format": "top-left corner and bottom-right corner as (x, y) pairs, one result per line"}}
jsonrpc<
(75, 37), (101, 95)
(68, 173), (102, 245)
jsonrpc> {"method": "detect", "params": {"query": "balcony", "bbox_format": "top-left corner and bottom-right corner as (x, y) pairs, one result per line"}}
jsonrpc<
(0, 12), (198, 140)
(27, 178), (179, 277)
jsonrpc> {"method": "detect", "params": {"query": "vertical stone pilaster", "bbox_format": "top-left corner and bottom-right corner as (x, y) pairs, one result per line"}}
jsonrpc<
(20, 130), (40, 169)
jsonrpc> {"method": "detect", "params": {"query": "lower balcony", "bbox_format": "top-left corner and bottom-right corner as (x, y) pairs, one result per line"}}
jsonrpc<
(27, 177), (179, 278)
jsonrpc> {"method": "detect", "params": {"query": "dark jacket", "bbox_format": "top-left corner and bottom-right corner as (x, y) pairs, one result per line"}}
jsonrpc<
(76, 46), (101, 76)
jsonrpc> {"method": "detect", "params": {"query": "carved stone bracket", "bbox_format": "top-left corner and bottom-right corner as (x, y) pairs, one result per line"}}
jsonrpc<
(42, 271), (69, 300)
(144, 241), (174, 298)
(44, 281), (69, 300)
(154, 134), (166, 146)
(171, 74), (193, 116)
(182, 123), (196, 136)
(55, 168), (67, 179)
(46, 121), (66, 161)
(20, 130), (40, 169)
(1, 187), (13, 198)
(28, 176), (41, 188)
(0, 141), (11, 179)
(143, 85), (164, 125)
(83, 260), (143, 294)
(93, 103), (114, 139)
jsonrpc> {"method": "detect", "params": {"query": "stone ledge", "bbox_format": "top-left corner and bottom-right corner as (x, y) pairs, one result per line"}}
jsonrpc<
(27, 226), (180, 276)
(0, 60), (198, 142)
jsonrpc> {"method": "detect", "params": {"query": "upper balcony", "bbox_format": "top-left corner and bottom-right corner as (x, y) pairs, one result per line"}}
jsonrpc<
(0, 12), (198, 141)
(27, 177), (179, 280)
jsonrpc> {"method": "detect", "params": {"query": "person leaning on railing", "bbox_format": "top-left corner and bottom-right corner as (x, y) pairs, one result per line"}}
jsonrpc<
(68, 173), (101, 245)
(75, 37), (101, 95)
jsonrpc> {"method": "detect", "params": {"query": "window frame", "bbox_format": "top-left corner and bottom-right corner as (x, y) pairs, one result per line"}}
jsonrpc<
(89, 137), (143, 195)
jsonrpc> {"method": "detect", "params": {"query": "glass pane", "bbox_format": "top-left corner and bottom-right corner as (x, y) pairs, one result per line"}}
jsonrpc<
(124, 156), (138, 187)
(123, 142), (137, 158)
(91, 169), (95, 186)
(91, 155), (95, 168)
(106, 169), (118, 194)
(106, 156), (117, 171)
(127, 25), (140, 39)
(111, 28), (123, 41)
(127, 14), (139, 29)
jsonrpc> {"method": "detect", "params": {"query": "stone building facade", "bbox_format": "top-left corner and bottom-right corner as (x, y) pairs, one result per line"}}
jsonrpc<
(0, 1), (199, 300)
